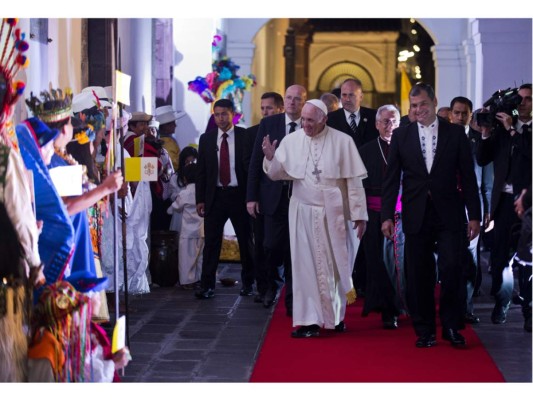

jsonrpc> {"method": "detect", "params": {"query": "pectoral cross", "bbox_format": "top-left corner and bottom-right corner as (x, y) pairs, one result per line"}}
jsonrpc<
(312, 164), (322, 183)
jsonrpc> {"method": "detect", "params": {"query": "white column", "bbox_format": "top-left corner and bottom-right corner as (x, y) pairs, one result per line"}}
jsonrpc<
(225, 42), (256, 127)
(462, 33), (478, 107)
(118, 18), (153, 114)
(225, 19), (268, 128)
(431, 43), (466, 108)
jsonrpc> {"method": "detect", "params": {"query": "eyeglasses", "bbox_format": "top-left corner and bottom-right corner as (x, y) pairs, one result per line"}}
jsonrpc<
(378, 119), (398, 126)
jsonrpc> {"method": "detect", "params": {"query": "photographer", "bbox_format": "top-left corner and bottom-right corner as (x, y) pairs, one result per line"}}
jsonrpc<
(476, 83), (532, 325)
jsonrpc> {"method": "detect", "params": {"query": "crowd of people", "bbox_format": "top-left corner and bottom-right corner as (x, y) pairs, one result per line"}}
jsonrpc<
(194, 78), (531, 347)
(1, 21), (531, 381)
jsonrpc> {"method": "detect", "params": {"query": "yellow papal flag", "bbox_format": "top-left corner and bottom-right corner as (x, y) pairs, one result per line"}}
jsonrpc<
(400, 66), (412, 117)
(124, 157), (158, 182)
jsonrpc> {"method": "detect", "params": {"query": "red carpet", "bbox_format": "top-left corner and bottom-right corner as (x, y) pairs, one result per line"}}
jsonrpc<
(250, 293), (505, 382)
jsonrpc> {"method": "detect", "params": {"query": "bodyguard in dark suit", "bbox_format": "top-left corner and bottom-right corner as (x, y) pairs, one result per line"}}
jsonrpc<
(326, 78), (379, 296)
(195, 99), (254, 299)
(246, 85), (307, 314)
(381, 83), (481, 348)
(243, 92), (285, 306)
(476, 83), (532, 324)
(326, 78), (379, 148)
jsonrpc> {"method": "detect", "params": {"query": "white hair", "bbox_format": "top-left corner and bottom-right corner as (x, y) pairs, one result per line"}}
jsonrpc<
(376, 104), (400, 120)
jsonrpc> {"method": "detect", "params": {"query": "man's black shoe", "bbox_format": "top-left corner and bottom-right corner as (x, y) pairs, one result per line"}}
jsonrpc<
(491, 302), (510, 324)
(195, 288), (214, 299)
(239, 286), (254, 296)
(464, 312), (480, 324)
(263, 289), (277, 308)
(291, 324), (320, 338)
(382, 316), (398, 330)
(334, 321), (346, 332)
(442, 328), (466, 347)
(415, 333), (436, 348)
(254, 294), (265, 303)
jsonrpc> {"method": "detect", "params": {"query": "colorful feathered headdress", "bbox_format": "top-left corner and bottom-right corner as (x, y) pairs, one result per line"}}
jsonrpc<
(0, 18), (30, 138)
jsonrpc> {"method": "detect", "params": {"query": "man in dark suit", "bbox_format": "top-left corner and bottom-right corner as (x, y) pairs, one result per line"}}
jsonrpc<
(326, 78), (379, 148)
(326, 78), (379, 297)
(243, 92), (284, 305)
(449, 96), (494, 324)
(195, 99), (254, 299)
(246, 84), (307, 314)
(476, 83), (532, 324)
(381, 83), (481, 348)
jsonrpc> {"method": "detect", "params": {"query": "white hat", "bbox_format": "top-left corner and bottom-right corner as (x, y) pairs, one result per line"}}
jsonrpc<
(104, 86), (113, 101)
(305, 99), (328, 116)
(155, 105), (186, 125)
(149, 119), (160, 129)
(72, 91), (98, 113)
(82, 86), (112, 108)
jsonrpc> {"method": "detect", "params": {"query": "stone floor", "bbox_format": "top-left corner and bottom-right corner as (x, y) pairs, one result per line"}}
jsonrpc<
(105, 260), (532, 383)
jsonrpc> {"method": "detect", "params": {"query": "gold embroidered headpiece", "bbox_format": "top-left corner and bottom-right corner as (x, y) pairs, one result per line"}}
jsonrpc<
(25, 86), (73, 124)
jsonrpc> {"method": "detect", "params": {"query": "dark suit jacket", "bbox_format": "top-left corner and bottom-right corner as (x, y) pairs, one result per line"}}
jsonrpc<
(381, 119), (481, 234)
(196, 126), (248, 215)
(243, 124), (259, 175)
(359, 138), (387, 197)
(246, 113), (288, 216)
(467, 128), (493, 216)
(326, 106), (379, 148)
(476, 123), (532, 216)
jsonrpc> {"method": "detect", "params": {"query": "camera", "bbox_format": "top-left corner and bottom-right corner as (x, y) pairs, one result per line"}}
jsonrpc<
(475, 87), (523, 129)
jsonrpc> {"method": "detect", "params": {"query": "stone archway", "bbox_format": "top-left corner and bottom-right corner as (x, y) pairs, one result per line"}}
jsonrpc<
(226, 18), (532, 125)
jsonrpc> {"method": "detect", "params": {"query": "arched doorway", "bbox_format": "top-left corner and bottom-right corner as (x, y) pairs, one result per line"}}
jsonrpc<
(248, 18), (435, 124)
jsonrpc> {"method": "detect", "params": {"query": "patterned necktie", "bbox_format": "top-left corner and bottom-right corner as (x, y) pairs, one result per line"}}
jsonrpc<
(219, 133), (230, 187)
(349, 113), (357, 134)
(289, 121), (297, 133)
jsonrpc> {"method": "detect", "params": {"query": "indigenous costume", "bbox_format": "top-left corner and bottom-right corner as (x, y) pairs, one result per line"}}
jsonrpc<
(28, 281), (92, 382)
(358, 137), (406, 319)
(122, 127), (153, 293)
(28, 271), (127, 382)
(65, 270), (126, 382)
(16, 118), (75, 287)
(0, 20), (42, 382)
(0, 141), (35, 382)
(264, 124), (367, 329)
(124, 126), (173, 230)
(160, 135), (180, 172)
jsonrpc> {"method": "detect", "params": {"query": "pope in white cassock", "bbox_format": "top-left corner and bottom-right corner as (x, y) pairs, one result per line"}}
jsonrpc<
(262, 99), (368, 338)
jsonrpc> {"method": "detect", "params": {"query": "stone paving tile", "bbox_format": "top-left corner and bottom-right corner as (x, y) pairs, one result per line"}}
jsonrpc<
(161, 349), (206, 360)
(130, 332), (173, 342)
(166, 339), (215, 350)
(177, 330), (221, 339)
(137, 324), (182, 334)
